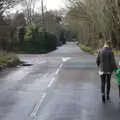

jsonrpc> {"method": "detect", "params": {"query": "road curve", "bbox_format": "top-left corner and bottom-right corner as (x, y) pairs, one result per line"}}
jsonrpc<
(0, 42), (119, 120)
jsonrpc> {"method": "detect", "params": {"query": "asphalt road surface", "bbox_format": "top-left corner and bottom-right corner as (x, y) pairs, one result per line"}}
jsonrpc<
(0, 42), (120, 120)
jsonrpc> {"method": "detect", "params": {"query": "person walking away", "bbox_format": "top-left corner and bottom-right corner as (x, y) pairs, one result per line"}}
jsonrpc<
(115, 61), (120, 98)
(96, 40), (117, 103)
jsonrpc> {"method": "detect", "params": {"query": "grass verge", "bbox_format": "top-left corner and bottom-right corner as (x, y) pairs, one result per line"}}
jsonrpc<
(114, 50), (120, 56)
(80, 44), (94, 54)
(80, 44), (120, 56)
(0, 53), (21, 70)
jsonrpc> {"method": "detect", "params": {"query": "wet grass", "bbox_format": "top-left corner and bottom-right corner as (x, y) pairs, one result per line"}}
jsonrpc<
(80, 44), (94, 54)
(80, 44), (120, 57)
(114, 50), (120, 56)
(0, 52), (21, 70)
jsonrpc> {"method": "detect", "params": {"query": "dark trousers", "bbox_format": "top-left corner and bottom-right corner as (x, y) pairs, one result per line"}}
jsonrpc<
(118, 85), (120, 97)
(100, 74), (111, 96)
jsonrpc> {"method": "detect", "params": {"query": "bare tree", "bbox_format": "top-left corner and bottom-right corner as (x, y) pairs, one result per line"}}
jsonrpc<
(21, 0), (37, 24)
(67, 0), (120, 49)
(0, 0), (22, 15)
(11, 12), (26, 28)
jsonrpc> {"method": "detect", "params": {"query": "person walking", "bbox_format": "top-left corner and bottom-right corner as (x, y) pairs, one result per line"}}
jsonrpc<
(96, 40), (117, 103)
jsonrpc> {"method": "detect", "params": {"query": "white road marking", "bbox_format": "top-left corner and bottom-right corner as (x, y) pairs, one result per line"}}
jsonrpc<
(59, 64), (63, 69)
(48, 63), (63, 88)
(48, 77), (56, 88)
(30, 61), (63, 118)
(30, 57), (70, 118)
(62, 57), (71, 62)
(31, 93), (47, 117)
(56, 69), (60, 75)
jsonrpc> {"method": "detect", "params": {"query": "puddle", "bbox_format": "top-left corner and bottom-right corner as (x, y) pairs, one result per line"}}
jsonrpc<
(19, 62), (33, 66)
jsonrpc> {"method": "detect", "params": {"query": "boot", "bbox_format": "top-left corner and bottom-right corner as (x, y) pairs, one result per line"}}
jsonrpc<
(102, 94), (106, 103)
(107, 95), (110, 100)
(118, 85), (120, 98)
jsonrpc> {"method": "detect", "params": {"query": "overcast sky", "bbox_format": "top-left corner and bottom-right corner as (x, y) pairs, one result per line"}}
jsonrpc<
(7, 0), (66, 14)
(45, 0), (65, 10)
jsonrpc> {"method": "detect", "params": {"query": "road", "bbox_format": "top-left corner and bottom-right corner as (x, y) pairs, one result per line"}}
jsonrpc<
(0, 42), (120, 120)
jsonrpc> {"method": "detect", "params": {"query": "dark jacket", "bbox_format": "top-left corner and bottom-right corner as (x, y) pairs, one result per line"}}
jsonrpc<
(96, 47), (117, 73)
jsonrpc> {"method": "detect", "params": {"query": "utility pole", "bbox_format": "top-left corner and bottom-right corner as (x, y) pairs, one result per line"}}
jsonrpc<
(41, 0), (46, 32)
(41, 0), (47, 44)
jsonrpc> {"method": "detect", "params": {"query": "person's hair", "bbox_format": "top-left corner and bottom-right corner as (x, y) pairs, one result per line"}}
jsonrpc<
(105, 40), (112, 47)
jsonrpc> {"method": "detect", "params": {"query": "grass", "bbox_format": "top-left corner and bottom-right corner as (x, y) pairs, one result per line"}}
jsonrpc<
(113, 49), (120, 56)
(80, 44), (120, 56)
(0, 52), (21, 70)
(80, 44), (95, 54)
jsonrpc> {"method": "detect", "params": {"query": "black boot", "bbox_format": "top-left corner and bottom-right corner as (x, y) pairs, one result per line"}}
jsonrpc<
(102, 94), (106, 103)
(107, 95), (110, 100)
(118, 85), (120, 98)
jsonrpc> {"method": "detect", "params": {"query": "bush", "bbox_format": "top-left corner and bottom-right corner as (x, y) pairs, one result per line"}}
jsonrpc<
(0, 53), (20, 70)
(25, 24), (41, 42)
(45, 32), (57, 51)
(24, 24), (57, 53)
(80, 44), (94, 54)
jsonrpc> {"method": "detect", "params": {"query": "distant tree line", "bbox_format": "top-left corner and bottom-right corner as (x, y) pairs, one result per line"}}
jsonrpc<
(0, 0), (67, 53)
(67, 0), (120, 50)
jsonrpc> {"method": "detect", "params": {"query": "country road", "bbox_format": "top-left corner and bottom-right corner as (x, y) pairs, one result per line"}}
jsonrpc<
(0, 42), (120, 120)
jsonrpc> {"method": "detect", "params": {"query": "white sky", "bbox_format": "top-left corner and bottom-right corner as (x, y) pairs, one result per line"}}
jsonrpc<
(45, 0), (65, 10)
(8, 0), (66, 14)
(4, 0), (66, 16)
